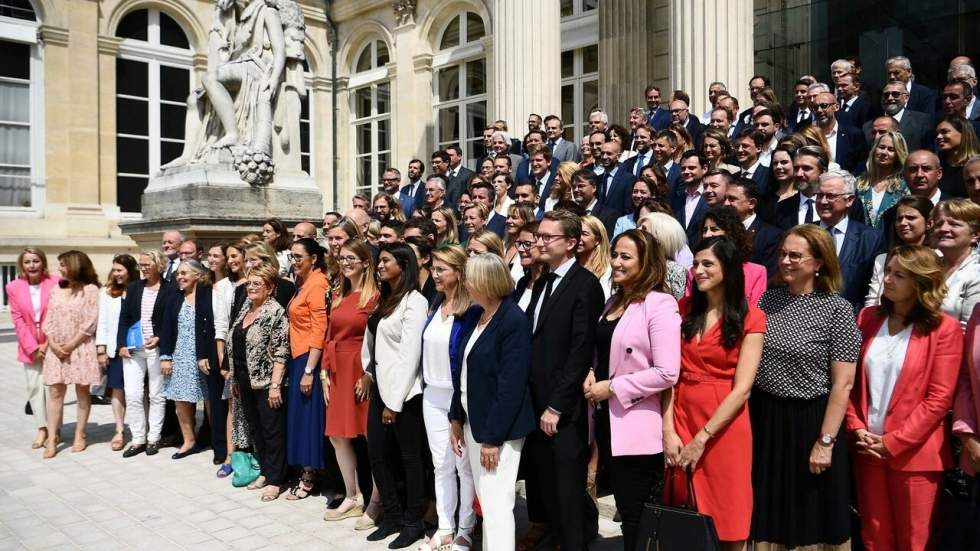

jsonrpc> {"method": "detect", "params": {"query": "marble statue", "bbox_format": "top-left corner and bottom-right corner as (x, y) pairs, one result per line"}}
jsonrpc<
(162, 0), (307, 186)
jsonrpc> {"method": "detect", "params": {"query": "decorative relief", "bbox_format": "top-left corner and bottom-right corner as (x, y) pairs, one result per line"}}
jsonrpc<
(393, 0), (417, 26)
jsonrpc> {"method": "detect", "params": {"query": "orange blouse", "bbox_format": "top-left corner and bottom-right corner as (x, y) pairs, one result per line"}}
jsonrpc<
(287, 270), (328, 359)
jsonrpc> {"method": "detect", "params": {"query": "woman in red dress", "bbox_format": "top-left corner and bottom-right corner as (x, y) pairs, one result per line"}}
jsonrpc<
(663, 236), (765, 549)
(322, 240), (380, 525)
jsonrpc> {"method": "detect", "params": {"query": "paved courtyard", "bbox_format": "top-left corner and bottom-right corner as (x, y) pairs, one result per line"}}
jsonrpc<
(0, 340), (622, 550)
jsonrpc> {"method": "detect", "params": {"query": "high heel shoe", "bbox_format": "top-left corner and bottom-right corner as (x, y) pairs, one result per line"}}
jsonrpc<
(110, 430), (125, 452)
(31, 428), (48, 450)
(42, 437), (58, 459)
(71, 433), (87, 453)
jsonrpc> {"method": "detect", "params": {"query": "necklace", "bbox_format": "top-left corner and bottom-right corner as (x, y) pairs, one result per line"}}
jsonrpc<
(479, 303), (500, 326)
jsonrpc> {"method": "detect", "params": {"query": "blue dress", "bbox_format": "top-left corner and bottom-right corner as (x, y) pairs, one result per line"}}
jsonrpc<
(165, 302), (208, 402)
(286, 352), (325, 469)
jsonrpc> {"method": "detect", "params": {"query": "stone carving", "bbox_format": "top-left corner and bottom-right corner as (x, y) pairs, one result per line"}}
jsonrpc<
(393, 0), (417, 26)
(162, 0), (307, 186)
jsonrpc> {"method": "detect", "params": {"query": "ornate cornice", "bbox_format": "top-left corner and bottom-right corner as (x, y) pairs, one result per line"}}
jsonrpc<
(97, 35), (122, 56)
(412, 53), (432, 73)
(393, 0), (417, 27)
(37, 25), (69, 47)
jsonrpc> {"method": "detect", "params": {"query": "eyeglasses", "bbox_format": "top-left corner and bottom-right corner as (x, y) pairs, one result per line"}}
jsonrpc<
(882, 91), (906, 98)
(338, 255), (360, 264)
(813, 102), (836, 110)
(535, 233), (568, 244)
(670, 108), (688, 114)
(778, 250), (813, 263)
(515, 240), (536, 250)
(287, 253), (308, 263)
(815, 192), (853, 201)
(245, 281), (267, 288)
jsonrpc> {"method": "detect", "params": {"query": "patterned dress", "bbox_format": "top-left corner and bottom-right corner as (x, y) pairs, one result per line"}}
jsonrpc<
(42, 284), (100, 385)
(164, 302), (208, 402)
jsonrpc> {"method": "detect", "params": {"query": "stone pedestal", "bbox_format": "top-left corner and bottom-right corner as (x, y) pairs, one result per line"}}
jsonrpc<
(119, 165), (323, 248)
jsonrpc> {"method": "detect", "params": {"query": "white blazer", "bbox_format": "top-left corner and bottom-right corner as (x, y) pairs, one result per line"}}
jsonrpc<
(361, 290), (428, 412)
(95, 290), (123, 358)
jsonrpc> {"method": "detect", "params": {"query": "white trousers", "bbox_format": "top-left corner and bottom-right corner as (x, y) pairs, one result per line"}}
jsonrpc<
(22, 361), (47, 428)
(422, 386), (477, 537)
(123, 349), (164, 444)
(464, 422), (524, 551)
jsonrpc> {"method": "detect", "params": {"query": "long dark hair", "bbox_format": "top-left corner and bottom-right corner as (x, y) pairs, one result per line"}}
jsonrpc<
(264, 218), (292, 252)
(376, 242), (420, 317)
(681, 237), (746, 349)
(701, 205), (753, 259)
(292, 238), (328, 272)
(105, 254), (139, 298)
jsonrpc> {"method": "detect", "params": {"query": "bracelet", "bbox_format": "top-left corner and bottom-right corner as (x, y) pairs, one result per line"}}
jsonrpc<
(702, 425), (714, 438)
(319, 371), (328, 382)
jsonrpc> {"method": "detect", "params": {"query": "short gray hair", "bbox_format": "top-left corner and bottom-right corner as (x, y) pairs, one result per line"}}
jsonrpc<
(886, 56), (912, 70)
(425, 175), (446, 191)
(950, 64), (977, 79)
(491, 130), (510, 143)
(383, 167), (401, 178)
(819, 168), (857, 195)
(831, 59), (853, 72)
(709, 81), (727, 90)
(807, 82), (831, 94)
(588, 110), (608, 124)
(966, 154), (980, 170)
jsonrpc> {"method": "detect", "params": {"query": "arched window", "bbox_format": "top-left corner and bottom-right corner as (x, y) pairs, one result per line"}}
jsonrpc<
(0, 0), (42, 209)
(350, 39), (391, 198)
(114, 9), (192, 214)
(434, 13), (486, 168)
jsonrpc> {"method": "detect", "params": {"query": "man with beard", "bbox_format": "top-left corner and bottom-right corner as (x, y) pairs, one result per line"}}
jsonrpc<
(862, 81), (933, 151)
(812, 91), (867, 175)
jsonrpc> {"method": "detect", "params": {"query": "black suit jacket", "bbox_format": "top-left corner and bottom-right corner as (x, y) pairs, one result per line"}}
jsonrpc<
(786, 104), (812, 132)
(862, 110), (934, 152)
(831, 122), (869, 175)
(158, 284), (219, 369)
(908, 82), (937, 116)
(832, 220), (886, 311)
(527, 262), (604, 423)
(588, 203), (620, 238)
(116, 278), (175, 353)
(748, 216), (782, 279)
(447, 166), (474, 209)
(774, 193), (865, 230)
(838, 96), (875, 130)
(670, 186), (709, 245)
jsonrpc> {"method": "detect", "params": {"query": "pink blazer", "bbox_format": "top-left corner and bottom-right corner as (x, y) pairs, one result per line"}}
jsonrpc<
(684, 261), (767, 305)
(848, 307), (962, 472)
(954, 304), (980, 474)
(5, 275), (62, 364)
(606, 291), (681, 456)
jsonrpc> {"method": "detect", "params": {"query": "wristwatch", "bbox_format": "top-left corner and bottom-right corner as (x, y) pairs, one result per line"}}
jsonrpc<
(608, 380), (617, 395)
(270, 383), (281, 390)
(304, 366), (314, 375)
(818, 433), (837, 447)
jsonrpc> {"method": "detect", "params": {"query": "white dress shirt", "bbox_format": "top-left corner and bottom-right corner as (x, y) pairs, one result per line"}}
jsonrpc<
(683, 185), (703, 228)
(632, 150), (652, 177)
(422, 312), (455, 389)
(742, 159), (763, 180)
(824, 121), (840, 162)
(742, 213), (757, 230)
(865, 321), (913, 435)
(892, 108), (906, 123)
(533, 257), (575, 331)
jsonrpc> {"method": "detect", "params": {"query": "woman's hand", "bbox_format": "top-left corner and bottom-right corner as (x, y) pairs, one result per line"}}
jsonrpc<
(354, 374), (372, 402)
(321, 375), (330, 406)
(678, 435), (707, 470)
(97, 351), (108, 371)
(582, 370), (596, 394)
(584, 379), (613, 402)
(450, 421), (465, 458)
(231, 381), (240, 400)
(299, 373), (314, 396)
(963, 436), (980, 471)
(809, 442), (834, 474)
(144, 336), (160, 350)
(663, 431), (684, 467)
(480, 444), (501, 471)
(382, 407), (397, 425)
(49, 341), (70, 362)
(160, 360), (173, 377)
(268, 388), (282, 409)
(118, 346), (131, 359)
(197, 358), (210, 375)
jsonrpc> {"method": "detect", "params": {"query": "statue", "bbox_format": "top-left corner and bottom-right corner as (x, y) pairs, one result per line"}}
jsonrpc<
(162, 0), (307, 186)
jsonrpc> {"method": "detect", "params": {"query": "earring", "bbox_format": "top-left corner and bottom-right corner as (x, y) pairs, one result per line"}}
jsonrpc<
(816, 270), (820, 277)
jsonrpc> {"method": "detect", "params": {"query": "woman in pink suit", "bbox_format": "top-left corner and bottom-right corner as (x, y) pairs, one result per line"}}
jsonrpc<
(582, 229), (681, 551)
(847, 245), (963, 551)
(686, 206), (768, 304)
(5, 247), (61, 449)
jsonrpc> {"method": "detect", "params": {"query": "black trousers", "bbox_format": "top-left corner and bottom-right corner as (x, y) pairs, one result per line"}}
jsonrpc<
(524, 414), (599, 551)
(237, 372), (288, 486)
(367, 392), (425, 527)
(609, 453), (664, 551)
(205, 367), (228, 461)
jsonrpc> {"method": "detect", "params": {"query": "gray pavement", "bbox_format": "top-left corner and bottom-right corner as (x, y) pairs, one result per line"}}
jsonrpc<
(0, 341), (622, 550)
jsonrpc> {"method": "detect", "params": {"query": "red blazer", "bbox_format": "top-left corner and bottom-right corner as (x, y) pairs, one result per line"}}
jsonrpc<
(846, 307), (963, 471)
(5, 275), (61, 364)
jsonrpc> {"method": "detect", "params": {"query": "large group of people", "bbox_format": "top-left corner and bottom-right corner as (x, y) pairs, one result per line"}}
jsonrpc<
(9, 53), (980, 551)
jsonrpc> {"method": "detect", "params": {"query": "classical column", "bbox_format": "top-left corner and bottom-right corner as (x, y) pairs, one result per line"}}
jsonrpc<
(491, 0), (560, 128)
(670, 0), (753, 118)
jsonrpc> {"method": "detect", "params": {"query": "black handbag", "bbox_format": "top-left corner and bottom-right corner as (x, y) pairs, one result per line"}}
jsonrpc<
(634, 467), (721, 551)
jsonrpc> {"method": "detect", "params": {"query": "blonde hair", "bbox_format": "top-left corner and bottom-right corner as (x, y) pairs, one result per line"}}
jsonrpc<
(247, 263), (279, 289)
(17, 247), (49, 279)
(334, 239), (380, 310)
(580, 215), (611, 279)
(433, 207), (459, 245)
(858, 131), (909, 193)
(798, 124), (834, 163)
(552, 161), (578, 200)
(244, 241), (280, 273)
(463, 202), (490, 222)
(465, 253), (513, 300)
(430, 245), (473, 317)
(469, 230), (506, 257)
(140, 249), (168, 275)
(932, 198), (980, 233)
(638, 212), (688, 260)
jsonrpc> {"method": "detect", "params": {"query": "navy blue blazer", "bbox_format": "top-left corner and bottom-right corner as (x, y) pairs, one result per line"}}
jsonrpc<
(685, 116), (704, 146)
(774, 193), (865, 230)
(532, 169), (558, 213)
(733, 107), (755, 137)
(832, 220), (886, 311)
(907, 82), (937, 117)
(487, 212), (507, 238)
(598, 165), (636, 215)
(449, 298), (536, 445)
(786, 104), (812, 132)
(116, 278), (175, 353)
(832, 122), (869, 175)
(515, 157), (559, 186)
(622, 151), (654, 180)
(647, 108), (671, 131)
(670, 188), (708, 245)
(158, 284), (219, 368)
(838, 96), (875, 130)
(748, 216), (782, 279)
(399, 181), (426, 217)
(748, 165), (771, 196)
(665, 162), (681, 190)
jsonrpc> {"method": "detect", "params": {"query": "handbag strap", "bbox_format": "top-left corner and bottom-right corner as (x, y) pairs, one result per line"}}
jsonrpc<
(665, 465), (700, 511)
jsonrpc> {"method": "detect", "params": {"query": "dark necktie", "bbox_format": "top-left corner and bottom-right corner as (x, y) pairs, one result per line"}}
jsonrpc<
(165, 258), (174, 281)
(804, 198), (814, 223)
(534, 272), (558, 330)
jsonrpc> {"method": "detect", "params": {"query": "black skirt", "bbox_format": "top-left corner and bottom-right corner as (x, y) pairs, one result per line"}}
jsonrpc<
(749, 390), (851, 547)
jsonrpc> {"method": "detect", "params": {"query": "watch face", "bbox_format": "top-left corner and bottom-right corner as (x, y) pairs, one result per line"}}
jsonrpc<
(821, 435), (834, 444)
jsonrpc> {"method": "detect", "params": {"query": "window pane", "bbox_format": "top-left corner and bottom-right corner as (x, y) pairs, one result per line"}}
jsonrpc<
(0, 123), (29, 164)
(377, 41), (390, 66)
(300, 121), (310, 153)
(116, 136), (149, 175)
(160, 103), (186, 140)
(301, 154), (310, 174)
(582, 79), (599, 127)
(116, 175), (149, 213)
(116, 59), (149, 98)
(583, 45), (599, 73)
(438, 66), (460, 101)
(159, 12), (190, 49)
(160, 140), (183, 166)
(377, 119), (390, 151)
(0, 167), (31, 207)
(561, 84), (575, 139)
(0, 0), (36, 21)
(466, 59), (485, 96)
(356, 45), (373, 73)
(116, 97), (149, 136)
(560, 0), (573, 17)
(300, 94), (310, 120)
(378, 153), (390, 175)
(466, 102), (486, 138)
(160, 66), (189, 102)
(440, 17), (460, 49)
(357, 156), (372, 188)
(561, 50), (574, 79)
(116, 10), (148, 41)
(466, 13), (485, 42)
(356, 123), (371, 155)
(0, 40), (29, 80)
(0, 80), (29, 123)
(467, 141), (484, 166)
(377, 82), (390, 114)
(438, 106), (460, 143)
(355, 87), (372, 118)
(584, 0), (598, 11)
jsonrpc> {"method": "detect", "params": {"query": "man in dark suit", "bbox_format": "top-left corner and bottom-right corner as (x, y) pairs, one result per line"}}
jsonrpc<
(544, 115), (580, 162)
(513, 182), (543, 219)
(622, 125), (655, 180)
(596, 140), (636, 216)
(725, 178), (782, 278)
(775, 146), (827, 230)
(526, 210), (603, 550)
(653, 130), (681, 191)
(488, 131), (525, 182)
(940, 80), (980, 135)
(813, 91), (868, 175)
(571, 169), (618, 237)
(525, 144), (557, 214)
(516, 130), (552, 184)
(862, 82), (934, 151)
(837, 73), (875, 130)
(732, 75), (770, 137)
(815, 169), (885, 310)
(733, 129), (770, 195)
(949, 64), (980, 119)
(787, 78), (815, 132)
(670, 98), (703, 145)
(445, 144), (473, 209)
(880, 150), (951, 246)
(887, 56), (937, 116)
(645, 85), (670, 130)
(469, 180), (506, 237)
(670, 151), (710, 244)
(399, 159), (426, 217)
